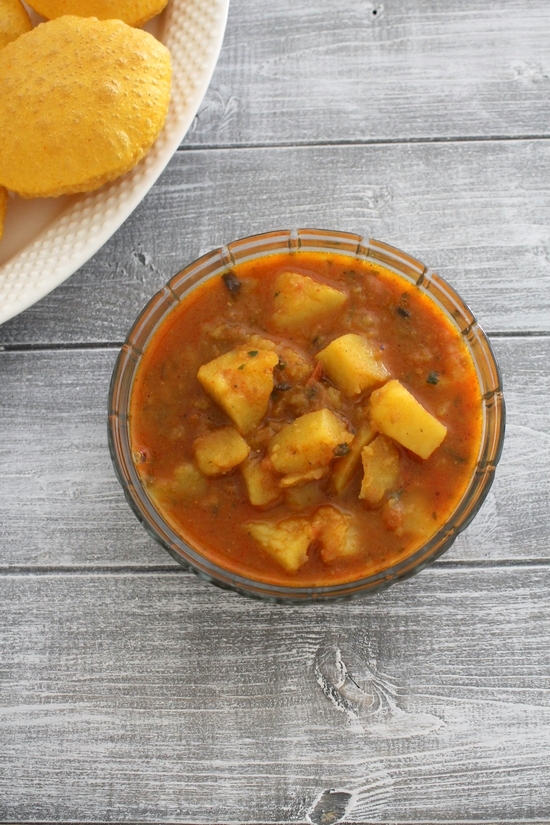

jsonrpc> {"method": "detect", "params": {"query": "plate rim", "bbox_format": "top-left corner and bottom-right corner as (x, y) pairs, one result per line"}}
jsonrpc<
(0, 0), (230, 326)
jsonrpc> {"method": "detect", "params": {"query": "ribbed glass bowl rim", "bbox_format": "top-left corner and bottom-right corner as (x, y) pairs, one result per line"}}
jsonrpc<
(108, 228), (505, 603)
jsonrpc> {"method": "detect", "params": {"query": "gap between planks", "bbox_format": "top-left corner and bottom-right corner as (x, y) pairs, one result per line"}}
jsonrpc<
(1, 560), (550, 576)
(179, 134), (550, 152)
(0, 330), (549, 355)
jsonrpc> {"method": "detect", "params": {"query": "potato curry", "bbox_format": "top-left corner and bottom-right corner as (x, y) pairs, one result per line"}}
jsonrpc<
(129, 251), (482, 587)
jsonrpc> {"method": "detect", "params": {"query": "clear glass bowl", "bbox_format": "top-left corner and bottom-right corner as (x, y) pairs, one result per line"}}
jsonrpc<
(108, 229), (505, 603)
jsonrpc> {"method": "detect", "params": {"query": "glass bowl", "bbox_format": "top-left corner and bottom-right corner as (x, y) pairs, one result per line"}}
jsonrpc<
(108, 229), (505, 603)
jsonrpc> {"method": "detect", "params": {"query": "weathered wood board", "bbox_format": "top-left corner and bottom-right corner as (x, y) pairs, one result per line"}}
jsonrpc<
(1, 567), (550, 822)
(1, 0), (550, 821)
(0, 336), (547, 568)
(187, 0), (550, 146)
(1, 139), (549, 347)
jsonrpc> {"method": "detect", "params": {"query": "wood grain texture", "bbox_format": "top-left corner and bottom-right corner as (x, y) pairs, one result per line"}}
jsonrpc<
(185, 0), (550, 146)
(2, 567), (550, 822)
(1, 1), (550, 821)
(1, 139), (549, 347)
(0, 348), (169, 568)
(0, 337), (547, 568)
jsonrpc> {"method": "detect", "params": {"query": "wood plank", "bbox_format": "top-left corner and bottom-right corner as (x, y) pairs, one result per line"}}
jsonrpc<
(1, 566), (550, 822)
(0, 348), (170, 568)
(186, 0), (550, 146)
(1, 139), (549, 346)
(0, 337), (547, 568)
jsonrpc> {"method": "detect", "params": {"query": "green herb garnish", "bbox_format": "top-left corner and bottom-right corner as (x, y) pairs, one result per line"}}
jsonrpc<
(333, 443), (351, 457)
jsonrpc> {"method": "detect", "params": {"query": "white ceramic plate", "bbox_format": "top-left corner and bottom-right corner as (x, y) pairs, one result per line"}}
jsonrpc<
(0, 0), (229, 325)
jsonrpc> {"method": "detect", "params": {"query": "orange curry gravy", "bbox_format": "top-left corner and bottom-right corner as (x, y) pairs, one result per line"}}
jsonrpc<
(129, 251), (482, 587)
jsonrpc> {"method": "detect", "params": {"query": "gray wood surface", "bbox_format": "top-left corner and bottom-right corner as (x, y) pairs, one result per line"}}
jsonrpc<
(186, 0), (550, 146)
(2, 568), (550, 822)
(1, 0), (550, 822)
(1, 139), (550, 347)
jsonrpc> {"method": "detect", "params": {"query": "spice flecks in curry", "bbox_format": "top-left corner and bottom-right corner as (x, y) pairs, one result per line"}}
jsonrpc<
(129, 252), (482, 587)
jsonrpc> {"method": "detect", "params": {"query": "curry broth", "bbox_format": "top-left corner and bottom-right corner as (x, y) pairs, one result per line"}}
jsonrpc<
(129, 251), (482, 586)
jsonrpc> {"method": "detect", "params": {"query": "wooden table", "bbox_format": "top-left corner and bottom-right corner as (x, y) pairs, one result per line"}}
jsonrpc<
(1, 1), (550, 821)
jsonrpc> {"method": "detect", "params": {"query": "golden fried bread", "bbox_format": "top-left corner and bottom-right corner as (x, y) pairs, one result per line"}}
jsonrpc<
(0, 187), (8, 241)
(0, 16), (172, 199)
(24, 0), (168, 27)
(0, 0), (32, 50)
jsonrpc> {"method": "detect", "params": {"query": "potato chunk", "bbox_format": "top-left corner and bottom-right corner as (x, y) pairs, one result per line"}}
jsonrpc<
(241, 456), (281, 507)
(267, 409), (353, 479)
(285, 480), (325, 510)
(146, 462), (208, 508)
(312, 506), (361, 562)
(330, 421), (376, 495)
(271, 271), (347, 331)
(359, 434), (401, 506)
(369, 379), (447, 459)
(278, 467), (328, 488)
(247, 517), (314, 573)
(193, 426), (250, 476)
(382, 490), (438, 541)
(171, 462), (209, 498)
(197, 347), (279, 435)
(315, 333), (389, 397)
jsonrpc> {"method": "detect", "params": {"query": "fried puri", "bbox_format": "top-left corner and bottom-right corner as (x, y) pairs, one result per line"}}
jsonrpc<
(0, 16), (172, 199)
(24, 0), (169, 27)
(0, 187), (8, 241)
(0, 0), (32, 50)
